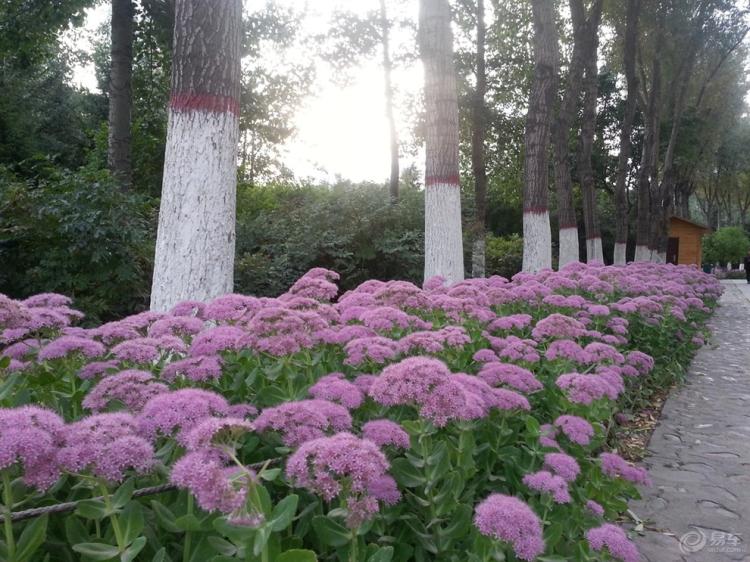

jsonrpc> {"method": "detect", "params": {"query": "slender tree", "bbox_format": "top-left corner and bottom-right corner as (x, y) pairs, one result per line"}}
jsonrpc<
(150, 0), (242, 311)
(419, 0), (464, 284)
(578, 0), (603, 263)
(613, 0), (641, 264)
(470, 0), (488, 277)
(108, 0), (135, 188)
(380, 0), (400, 203)
(522, 0), (558, 272)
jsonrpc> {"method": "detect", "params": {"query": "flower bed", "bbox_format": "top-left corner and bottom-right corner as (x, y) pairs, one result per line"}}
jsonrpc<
(0, 263), (720, 561)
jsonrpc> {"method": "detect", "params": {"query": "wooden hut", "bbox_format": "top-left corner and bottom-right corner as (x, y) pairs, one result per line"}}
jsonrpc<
(667, 216), (712, 266)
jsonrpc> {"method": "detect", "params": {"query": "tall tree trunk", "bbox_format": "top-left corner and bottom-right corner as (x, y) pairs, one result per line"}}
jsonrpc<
(419, 0), (465, 284)
(613, 0), (640, 265)
(522, 0), (558, 272)
(380, 0), (400, 203)
(471, 0), (488, 277)
(151, 0), (242, 311)
(634, 8), (664, 262)
(108, 0), (134, 188)
(578, 1), (603, 263)
(552, 0), (594, 268)
(652, 53), (698, 262)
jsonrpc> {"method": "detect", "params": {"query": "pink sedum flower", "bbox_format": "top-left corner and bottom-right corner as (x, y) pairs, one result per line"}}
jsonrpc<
(543, 452), (580, 482)
(0, 406), (65, 490)
(362, 419), (410, 449)
(523, 470), (572, 503)
(38, 336), (105, 361)
(253, 399), (352, 447)
(599, 452), (651, 486)
(58, 413), (154, 482)
(554, 415), (594, 446)
(309, 373), (364, 409)
(138, 389), (231, 444)
(473, 494), (545, 561)
(285, 432), (396, 528)
(586, 524), (639, 562)
(171, 450), (250, 514)
(82, 369), (168, 413)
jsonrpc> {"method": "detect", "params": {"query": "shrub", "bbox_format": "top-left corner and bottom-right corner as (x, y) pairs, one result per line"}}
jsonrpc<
(702, 226), (750, 266)
(0, 263), (719, 561)
(486, 234), (523, 279)
(235, 181), (425, 295)
(0, 165), (154, 322)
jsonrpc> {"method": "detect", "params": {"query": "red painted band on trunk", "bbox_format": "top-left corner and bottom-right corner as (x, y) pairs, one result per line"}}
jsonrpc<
(170, 93), (240, 116)
(425, 175), (460, 186)
(585, 235), (602, 241)
(559, 223), (578, 229)
(523, 207), (549, 214)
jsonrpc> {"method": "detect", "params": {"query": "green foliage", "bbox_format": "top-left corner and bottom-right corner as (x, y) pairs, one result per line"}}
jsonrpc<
(235, 181), (425, 296)
(485, 234), (523, 279)
(0, 166), (154, 322)
(702, 226), (750, 266)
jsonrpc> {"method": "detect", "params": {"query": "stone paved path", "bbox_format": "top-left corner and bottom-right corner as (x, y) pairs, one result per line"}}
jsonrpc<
(630, 280), (750, 561)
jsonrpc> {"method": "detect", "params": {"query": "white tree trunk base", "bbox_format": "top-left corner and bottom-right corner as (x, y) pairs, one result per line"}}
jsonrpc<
(634, 245), (651, 262)
(424, 183), (465, 285)
(558, 227), (580, 268)
(586, 237), (604, 264)
(151, 109), (239, 311)
(522, 211), (552, 272)
(613, 242), (627, 265)
(472, 237), (486, 278)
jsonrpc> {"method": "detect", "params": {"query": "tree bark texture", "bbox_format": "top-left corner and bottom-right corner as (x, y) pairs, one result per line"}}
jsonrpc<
(471, 0), (488, 278)
(522, 0), (559, 273)
(553, 0), (593, 267)
(380, 0), (400, 203)
(151, 0), (242, 311)
(634, 8), (664, 262)
(108, 0), (134, 188)
(578, 0), (603, 263)
(613, 0), (640, 265)
(419, 0), (465, 285)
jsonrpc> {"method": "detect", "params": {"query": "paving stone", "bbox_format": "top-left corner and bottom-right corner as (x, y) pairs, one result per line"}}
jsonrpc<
(631, 281), (750, 561)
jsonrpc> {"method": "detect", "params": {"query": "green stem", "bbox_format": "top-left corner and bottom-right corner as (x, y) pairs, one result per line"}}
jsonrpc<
(349, 529), (358, 562)
(99, 484), (125, 551)
(182, 493), (193, 562)
(3, 472), (15, 561)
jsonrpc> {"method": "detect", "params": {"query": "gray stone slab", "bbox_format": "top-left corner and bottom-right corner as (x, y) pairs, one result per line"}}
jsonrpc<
(630, 281), (750, 561)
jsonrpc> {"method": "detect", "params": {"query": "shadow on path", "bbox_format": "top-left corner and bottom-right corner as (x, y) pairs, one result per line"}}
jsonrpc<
(630, 280), (750, 561)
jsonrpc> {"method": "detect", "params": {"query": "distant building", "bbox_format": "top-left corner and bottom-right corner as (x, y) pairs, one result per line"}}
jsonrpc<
(667, 216), (712, 266)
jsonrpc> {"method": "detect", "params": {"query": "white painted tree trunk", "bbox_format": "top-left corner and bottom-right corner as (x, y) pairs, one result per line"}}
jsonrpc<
(419, 0), (464, 285)
(613, 242), (627, 265)
(558, 227), (580, 267)
(634, 245), (651, 262)
(425, 183), (465, 283)
(151, 111), (239, 311)
(523, 211), (552, 272)
(653, 251), (666, 264)
(586, 237), (603, 264)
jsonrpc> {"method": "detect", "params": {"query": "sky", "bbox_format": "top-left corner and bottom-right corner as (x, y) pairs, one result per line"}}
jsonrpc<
(70, 1), (424, 184)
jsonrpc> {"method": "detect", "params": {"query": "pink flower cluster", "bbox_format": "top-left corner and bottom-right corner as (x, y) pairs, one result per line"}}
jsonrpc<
(473, 494), (545, 561)
(285, 432), (398, 527)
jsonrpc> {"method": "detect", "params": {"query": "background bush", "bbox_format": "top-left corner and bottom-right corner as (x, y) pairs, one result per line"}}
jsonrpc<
(0, 165), (154, 323)
(702, 226), (750, 266)
(485, 234), (523, 279)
